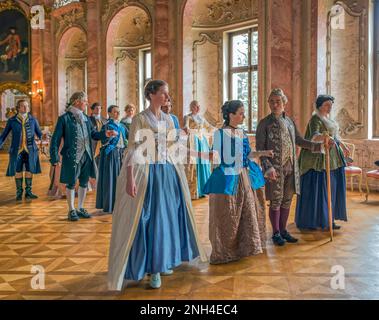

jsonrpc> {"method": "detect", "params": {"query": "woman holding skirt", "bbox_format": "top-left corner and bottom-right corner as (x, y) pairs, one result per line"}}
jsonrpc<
(203, 100), (272, 264)
(107, 80), (206, 291)
(295, 95), (349, 230)
(96, 105), (127, 213)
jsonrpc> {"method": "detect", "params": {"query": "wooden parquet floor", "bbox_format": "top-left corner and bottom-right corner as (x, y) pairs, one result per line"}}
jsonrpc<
(1, 153), (379, 300)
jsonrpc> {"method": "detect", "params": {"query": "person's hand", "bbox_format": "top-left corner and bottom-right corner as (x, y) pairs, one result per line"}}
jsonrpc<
(265, 150), (274, 158)
(126, 178), (137, 198)
(106, 130), (118, 138)
(266, 169), (278, 181)
(179, 129), (189, 137)
(324, 135), (335, 149)
(342, 146), (351, 158)
(327, 138), (336, 149)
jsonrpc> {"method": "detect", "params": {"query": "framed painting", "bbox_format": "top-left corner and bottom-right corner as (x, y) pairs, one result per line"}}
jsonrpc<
(0, 2), (31, 95)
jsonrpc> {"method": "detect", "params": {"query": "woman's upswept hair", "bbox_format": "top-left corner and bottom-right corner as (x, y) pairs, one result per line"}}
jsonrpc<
(221, 100), (244, 126)
(144, 80), (168, 101)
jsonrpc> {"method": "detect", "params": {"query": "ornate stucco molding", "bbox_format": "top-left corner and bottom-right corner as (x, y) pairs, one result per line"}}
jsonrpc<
(115, 49), (138, 106)
(192, 0), (257, 28)
(52, 2), (87, 41)
(326, 0), (367, 138)
(192, 32), (223, 125)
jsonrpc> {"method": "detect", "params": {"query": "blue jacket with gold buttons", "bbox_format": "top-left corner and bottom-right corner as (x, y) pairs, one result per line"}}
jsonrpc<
(0, 113), (42, 176)
(50, 111), (104, 185)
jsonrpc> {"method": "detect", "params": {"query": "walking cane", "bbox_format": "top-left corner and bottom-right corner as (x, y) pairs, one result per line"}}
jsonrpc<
(324, 133), (334, 241)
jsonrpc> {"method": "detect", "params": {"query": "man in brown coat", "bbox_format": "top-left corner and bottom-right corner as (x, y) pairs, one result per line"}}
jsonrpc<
(256, 88), (323, 246)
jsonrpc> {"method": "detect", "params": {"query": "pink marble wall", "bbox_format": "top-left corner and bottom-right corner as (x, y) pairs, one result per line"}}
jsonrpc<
(40, 0), (54, 125)
(270, 0), (293, 114)
(182, 1), (195, 117)
(261, 0), (318, 134)
(105, 12), (117, 107)
(86, 0), (100, 107)
(153, 0), (169, 82)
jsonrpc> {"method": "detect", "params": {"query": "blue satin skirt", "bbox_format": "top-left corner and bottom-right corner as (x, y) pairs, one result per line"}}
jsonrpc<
(194, 135), (211, 198)
(96, 147), (123, 213)
(125, 163), (200, 281)
(295, 167), (348, 229)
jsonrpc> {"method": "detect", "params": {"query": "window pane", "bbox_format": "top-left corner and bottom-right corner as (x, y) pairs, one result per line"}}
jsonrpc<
(232, 33), (249, 67)
(232, 72), (249, 129)
(251, 31), (258, 66)
(145, 51), (152, 80)
(251, 70), (258, 131)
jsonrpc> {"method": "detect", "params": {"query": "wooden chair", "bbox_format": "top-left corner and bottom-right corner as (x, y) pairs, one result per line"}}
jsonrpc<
(365, 169), (379, 202)
(343, 142), (363, 193)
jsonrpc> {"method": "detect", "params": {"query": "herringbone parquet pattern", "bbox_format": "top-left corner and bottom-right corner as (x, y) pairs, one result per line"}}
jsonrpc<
(1, 153), (379, 300)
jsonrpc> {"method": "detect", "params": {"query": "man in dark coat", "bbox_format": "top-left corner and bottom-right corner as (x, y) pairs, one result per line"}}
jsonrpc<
(0, 100), (42, 200)
(50, 92), (117, 222)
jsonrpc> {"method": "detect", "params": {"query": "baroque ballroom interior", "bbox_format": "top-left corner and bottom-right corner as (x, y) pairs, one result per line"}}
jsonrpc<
(0, 0), (379, 300)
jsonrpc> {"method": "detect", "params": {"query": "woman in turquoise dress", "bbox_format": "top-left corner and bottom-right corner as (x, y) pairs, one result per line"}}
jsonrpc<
(107, 80), (206, 291)
(203, 100), (273, 264)
(184, 100), (215, 199)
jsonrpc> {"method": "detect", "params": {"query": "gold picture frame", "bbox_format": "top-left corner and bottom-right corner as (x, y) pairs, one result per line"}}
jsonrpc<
(0, 0), (31, 96)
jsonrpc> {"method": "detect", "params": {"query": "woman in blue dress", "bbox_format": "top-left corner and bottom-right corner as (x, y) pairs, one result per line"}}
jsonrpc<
(184, 100), (215, 199)
(96, 105), (127, 213)
(203, 100), (273, 264)
(107, 80), (206, 291)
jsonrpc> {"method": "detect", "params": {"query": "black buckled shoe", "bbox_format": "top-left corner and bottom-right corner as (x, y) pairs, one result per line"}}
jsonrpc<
(68, 210), (79, 222)
(281, 230), (298, 243)
(375, 160), (379, 167)
(272, 232), (286, 246)
(77, 208), (92, 219)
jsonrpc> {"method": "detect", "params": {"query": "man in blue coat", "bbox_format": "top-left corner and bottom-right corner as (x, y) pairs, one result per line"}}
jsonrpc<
(50, 91), (118, 222)
(0, 100), (42, 200)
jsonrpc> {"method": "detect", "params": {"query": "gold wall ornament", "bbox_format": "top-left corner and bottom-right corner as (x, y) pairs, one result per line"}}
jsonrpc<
(0, 0), (21, 13)
(0, 82), (31, 96)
